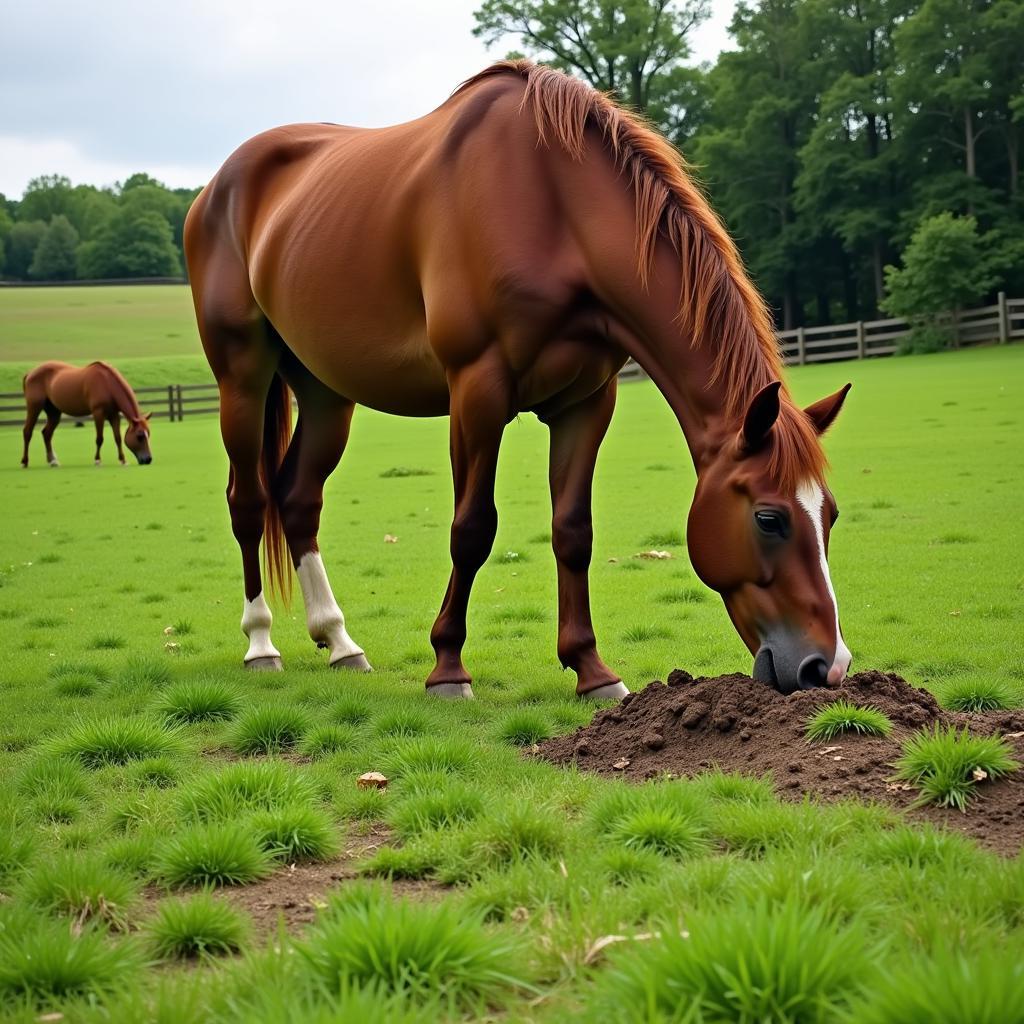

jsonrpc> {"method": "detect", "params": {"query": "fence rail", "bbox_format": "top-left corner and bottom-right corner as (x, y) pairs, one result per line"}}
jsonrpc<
(1, 294), (1020, 427)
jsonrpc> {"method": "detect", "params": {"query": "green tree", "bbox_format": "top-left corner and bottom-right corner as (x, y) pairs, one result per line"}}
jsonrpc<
(472, 0), (710, 124)
(4, 220), (47, 279)
(28, 215), (80, 280)
(794, 0), (912, 317)
(881, 212), (999, 350)
(690, 0), (823, 328)
(77, 207), (181, 279)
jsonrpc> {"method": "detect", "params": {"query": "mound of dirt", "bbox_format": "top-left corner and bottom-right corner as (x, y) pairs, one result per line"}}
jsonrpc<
(537, 670), (1024, 855)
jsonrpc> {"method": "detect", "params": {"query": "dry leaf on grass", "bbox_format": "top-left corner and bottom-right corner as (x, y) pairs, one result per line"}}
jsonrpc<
(971, 767), (988, 782)
(357, 771), (389, 789)
(583, 931), (670, 965)
(384, 534), (399, 544)
(634, 550), (673, 560)
(612, 757), (631, 770)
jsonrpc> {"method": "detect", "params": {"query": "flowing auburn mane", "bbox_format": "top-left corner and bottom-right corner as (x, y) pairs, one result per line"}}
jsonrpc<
(456, 61), (826, 491)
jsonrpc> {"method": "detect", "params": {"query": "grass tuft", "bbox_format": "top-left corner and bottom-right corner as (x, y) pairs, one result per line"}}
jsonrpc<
(892, 725), (1019, 810)
(609, 806), (711, 858)
(0, 906), (138, 1003)
(296, 885), (531, 1006)
(250, 804), (341, 862)
(230, 703), (309, 754)
(390, 779), (484, 838)
(936, 677), (1019, 712)
(154, 821), (275, 888)
(21, 852), (138, 929)
(805, 700), (893, 741)
(594, 896), (867, 1023)
(382, 736), (480, 779)
(495, 709), (552, 746)
(180, 761), (316, 821)
(145, 891), (250, 960)
(301, 723), (360, 757)
(157, 679), (241, 723)
(49, 716), (185, 767)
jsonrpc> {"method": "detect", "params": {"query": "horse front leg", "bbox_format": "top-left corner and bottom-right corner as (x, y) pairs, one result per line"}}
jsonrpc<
(277, 382), (369, 671)
(110, 414), (127, 465)
(426, 357), (512, 698)
(544, 378), (627, 699)
(93, 412), (105, 465)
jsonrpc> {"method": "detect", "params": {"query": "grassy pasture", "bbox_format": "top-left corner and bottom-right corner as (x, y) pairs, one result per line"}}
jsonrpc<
(0, 287), (1023, 1019)
(0, 285), (210, 391)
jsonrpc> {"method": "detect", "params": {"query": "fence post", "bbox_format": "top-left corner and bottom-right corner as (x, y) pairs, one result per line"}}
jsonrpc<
(796, 326), (806, 366)
(998, 291), (1009, 344)
(175, 385), (184, 421)
(856, 321), (865, 359)
(166, 385), (175, 422)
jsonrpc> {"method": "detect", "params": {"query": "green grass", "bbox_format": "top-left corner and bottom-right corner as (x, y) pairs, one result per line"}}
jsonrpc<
(20, 852), (139, 930)
(805, 700), (893, 741)
(144, 891), (251, 960)
(249, 804), (341, 862)
(892, 725), (1020, 810)
(295, 885), (532, 1007)
(936, 676), (1020, 712)
(1, 314), (1024, 1019)
(154, 821), (275, 888)
(230, 703), (310, 754)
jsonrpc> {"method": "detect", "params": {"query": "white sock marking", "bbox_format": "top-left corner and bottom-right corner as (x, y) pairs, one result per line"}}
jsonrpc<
(241, 591), (281, 662)
(795, 479), (852, 683)
(296, 551), (363, 663)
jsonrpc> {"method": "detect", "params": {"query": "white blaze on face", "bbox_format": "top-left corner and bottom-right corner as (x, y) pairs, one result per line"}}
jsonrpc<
(296, 551), (364, 664)
(795, 479), (852, 684)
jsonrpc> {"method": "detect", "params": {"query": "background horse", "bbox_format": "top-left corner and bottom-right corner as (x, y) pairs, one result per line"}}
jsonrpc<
(185, 60), (851, 699)
(22, 361), (153, 468)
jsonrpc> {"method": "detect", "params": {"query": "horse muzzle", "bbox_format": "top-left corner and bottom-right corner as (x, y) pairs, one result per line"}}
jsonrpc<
(137, 455), (152, 465)
(753, 643), (833, 695)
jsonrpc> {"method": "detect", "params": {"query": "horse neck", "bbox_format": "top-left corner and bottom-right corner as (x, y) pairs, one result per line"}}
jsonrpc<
(601, 265), (739, 470)
(97, 365), (141, 422)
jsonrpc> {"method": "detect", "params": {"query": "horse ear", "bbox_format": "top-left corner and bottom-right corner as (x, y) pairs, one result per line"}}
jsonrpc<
(804, 383), (851, 435)
(741, 381), (782, 451)
(143, 412), (152, 421)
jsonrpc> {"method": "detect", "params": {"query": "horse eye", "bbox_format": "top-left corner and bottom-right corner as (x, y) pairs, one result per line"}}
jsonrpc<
(754, 510), (789, 538)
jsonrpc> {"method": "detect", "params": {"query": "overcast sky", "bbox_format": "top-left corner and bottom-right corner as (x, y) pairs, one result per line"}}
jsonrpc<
(1, 0), (736, 199)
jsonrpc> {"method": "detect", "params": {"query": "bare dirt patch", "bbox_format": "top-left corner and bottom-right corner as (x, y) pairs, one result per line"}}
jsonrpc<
(536, 670), (1024, 855)
(143, 826), (446, 938)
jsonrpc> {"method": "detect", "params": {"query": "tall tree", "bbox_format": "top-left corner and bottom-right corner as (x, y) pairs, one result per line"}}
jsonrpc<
(794, 0), (912, 316)
(473, 0), (710, 126)
(691, 0), (823, 328)
(76, 208), (180, 279)
(4, 220), (47, 279)
(28, 215), (79, 280)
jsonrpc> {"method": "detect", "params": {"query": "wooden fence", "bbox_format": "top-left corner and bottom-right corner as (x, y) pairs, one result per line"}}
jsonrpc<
(2, 294), (1020, 427)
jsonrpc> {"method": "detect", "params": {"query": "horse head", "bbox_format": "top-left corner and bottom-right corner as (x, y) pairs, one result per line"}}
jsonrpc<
(125, 414), (153, 465)
(686, 382), (852, 693)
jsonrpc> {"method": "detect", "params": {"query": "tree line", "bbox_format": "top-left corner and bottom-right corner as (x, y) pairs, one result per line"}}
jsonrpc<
(3, 0), (1021, 342)
(0, 174), (197, 282)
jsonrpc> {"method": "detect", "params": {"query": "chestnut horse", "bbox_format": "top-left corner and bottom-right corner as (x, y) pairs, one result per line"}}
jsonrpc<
(185, 61), (851, 699)
(22, 361), (153, 468)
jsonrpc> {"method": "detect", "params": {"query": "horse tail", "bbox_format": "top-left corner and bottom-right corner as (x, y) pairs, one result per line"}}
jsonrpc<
(261, 373), (293, 604)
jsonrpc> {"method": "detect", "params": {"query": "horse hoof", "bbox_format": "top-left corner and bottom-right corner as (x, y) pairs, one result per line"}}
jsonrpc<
(245, 656), (283, 672)
(331, 652), (373, 672)
(579, 681), (630, 701)
(48, 460), (60, 468)
(94, 460), (101, 467)
(426, 682), (475, 700)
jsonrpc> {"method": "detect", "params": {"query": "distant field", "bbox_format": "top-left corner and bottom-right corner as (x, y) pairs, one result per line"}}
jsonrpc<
(0, 285), (210, 392)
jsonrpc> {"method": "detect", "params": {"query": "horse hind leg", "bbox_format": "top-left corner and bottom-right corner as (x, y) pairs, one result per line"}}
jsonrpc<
(42, 402), (62, 467)
(21, 398), (43, 467)
(276, 372), (369, 671)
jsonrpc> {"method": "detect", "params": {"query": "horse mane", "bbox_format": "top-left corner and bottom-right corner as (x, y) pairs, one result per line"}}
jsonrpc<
(92, 361), (143, 422)
(456, 61), (826, 490)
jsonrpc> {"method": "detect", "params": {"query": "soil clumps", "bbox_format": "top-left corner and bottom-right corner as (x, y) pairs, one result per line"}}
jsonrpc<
(537, 670), (1024, 855)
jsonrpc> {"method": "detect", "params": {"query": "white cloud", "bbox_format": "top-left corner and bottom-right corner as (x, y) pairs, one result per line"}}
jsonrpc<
(0, 0), (736, 199)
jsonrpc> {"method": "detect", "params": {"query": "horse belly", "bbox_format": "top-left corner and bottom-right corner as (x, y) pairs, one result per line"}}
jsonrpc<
(48, 372), (92, 417)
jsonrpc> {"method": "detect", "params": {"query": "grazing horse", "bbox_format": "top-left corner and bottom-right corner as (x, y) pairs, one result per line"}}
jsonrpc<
(185, 60), (852, 699)
(22, 361), (153, 468)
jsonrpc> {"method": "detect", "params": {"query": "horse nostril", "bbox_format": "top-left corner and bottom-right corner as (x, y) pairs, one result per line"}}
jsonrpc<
(797, 655), (829, 690)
